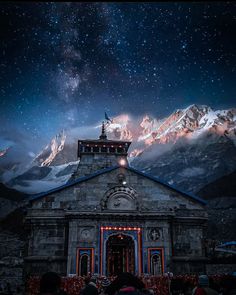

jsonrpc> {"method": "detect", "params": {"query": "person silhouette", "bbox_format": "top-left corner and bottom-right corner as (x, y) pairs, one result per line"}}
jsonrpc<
(39, 272), (67, 295)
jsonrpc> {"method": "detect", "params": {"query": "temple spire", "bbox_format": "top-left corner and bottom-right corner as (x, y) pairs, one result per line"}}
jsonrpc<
(99, 121), (107, 140)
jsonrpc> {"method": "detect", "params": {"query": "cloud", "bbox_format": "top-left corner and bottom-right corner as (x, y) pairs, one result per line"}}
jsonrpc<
(28, 152), (36, 158)
(67, 124), (100, 143)
(179, 167), (205, 177)
(0, 124), (44, 172)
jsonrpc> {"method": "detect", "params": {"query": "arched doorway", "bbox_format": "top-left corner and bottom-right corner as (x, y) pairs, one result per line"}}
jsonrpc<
(106, 234), (135, 275)
(80, 254), (89, 276)
(150, 254), (162, 275)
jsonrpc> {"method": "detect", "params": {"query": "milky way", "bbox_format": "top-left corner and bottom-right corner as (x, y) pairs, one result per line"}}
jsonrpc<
(0, 2), (236, 151)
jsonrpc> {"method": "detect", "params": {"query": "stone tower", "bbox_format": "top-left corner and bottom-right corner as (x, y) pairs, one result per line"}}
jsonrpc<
(71, 122), (131, 179)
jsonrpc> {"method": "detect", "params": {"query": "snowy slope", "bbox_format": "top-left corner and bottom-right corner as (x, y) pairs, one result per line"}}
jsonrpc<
(2, 104), (236, 194)
(33, 130), (67, 166)
(7, 161), (79, 194)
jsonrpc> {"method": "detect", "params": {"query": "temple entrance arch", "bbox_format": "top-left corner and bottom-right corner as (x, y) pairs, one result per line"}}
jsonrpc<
(106, 234), (135, 275)
(100, 226), (142, 275)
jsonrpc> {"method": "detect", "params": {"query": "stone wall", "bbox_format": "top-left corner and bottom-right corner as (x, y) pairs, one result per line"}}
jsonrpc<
(31, 168), (206, 214)
(26, 167), (207, 276)
(0, 230), (25, 294)
(24, 209), (68, 277)
(206, 263), (236, 275)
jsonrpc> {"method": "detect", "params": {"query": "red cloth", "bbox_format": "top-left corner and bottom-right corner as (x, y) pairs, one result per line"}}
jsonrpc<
(119, 287), (136, 292)
(194, 287), (207, 295)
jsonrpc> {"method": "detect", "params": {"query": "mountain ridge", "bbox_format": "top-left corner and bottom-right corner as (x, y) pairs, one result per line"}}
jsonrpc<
(1, 104), (236, 194)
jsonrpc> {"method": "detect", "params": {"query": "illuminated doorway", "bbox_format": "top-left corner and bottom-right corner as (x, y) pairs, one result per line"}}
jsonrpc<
(106, 234), (135, 275)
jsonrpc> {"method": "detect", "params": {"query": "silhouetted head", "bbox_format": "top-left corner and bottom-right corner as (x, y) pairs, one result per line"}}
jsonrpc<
(101, 277), (111, 288)
(40, 272), (61, 294)
(170, 278), (185, 293)
(84, 276), (91, 285)
(198, 275), (209, 287)
(106, 272), (145, 295)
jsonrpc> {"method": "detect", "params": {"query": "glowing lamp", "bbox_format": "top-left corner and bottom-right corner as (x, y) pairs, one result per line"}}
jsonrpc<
(119, 158), (126, 166)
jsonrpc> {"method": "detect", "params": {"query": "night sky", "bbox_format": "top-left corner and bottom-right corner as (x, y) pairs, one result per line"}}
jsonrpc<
(0, 2), (236, 152)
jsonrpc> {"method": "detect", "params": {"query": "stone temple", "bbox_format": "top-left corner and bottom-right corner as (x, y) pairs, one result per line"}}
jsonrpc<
(25, 123), (208, 277)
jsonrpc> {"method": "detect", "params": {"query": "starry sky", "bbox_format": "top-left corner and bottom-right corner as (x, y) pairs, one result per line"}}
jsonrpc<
(0, 2), (236, 152)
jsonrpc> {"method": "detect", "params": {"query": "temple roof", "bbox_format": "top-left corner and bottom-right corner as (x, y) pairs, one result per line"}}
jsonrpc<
(29, 165), (207, 205)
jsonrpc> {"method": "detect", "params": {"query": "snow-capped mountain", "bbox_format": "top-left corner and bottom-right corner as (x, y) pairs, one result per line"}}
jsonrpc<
(136, 104), (236, 146)
(130, 105), (236, 192)
(132, 133), (236, 193)
(3, 104), (236, 194)
(7, 161), (79, 194)
(33, 130), (67, 166)
(105, 114), (137, 141)
(30, 104), (236, 168)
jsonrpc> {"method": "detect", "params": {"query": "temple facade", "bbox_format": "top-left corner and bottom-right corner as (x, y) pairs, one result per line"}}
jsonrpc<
(24, 124), (208, 277)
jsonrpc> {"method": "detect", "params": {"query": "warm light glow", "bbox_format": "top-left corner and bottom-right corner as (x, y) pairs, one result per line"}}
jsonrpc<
(101, 226), (141, 231)
(119, 158), (126, 166)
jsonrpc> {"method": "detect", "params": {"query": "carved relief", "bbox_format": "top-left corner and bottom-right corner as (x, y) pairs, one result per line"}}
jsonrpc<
(107, 194), (135, 210)
(79, 227), (94, 241)
(149, 228), (161, 241)
(101, 186), (139, 211)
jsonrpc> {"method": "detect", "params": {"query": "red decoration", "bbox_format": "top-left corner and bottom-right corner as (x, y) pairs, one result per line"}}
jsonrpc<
(26, 274), (231, 295)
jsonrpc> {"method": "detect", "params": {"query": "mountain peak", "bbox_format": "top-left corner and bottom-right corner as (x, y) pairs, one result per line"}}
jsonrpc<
(2, 104), (236, 195)
(33, 130), (67, 167)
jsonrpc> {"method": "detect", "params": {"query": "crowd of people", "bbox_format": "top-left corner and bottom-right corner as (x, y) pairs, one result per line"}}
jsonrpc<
(25, 272), (236, 295)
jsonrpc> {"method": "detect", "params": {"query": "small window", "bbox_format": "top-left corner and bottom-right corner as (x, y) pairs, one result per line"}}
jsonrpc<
(80, 254), (89, 276)
(101, 147), (107, 153)
(109, 147), (115, 153)
(117, 147), (123, 153)
(151, 254), (162, 275)
(85, 146), (91, 153)
(93, 146), (99, 153)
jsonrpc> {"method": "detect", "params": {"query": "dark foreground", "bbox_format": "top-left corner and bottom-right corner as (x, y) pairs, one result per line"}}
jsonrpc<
(25, 274), (236, 295)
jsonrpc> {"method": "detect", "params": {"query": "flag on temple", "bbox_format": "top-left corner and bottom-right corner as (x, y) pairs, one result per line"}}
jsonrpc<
(105, 112), (113, 123)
